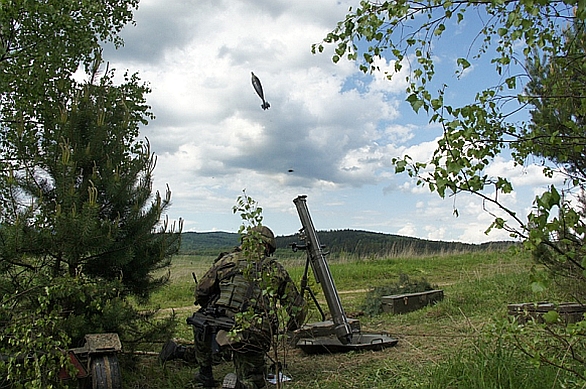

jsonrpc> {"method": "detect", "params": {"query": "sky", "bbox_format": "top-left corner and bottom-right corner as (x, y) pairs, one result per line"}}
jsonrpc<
(100, 0), (563, 243)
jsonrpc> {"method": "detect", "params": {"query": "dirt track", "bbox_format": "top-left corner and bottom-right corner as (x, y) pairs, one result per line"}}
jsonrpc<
(157, 288), (371, 317)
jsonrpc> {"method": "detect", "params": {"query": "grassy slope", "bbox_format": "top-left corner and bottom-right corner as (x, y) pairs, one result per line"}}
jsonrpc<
(123, 249), (574, 389)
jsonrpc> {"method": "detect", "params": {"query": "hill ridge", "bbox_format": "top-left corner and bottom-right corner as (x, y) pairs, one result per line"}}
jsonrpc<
(179, 229), (512, 256)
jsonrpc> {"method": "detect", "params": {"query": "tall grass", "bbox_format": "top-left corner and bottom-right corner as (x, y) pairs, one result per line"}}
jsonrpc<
(424, 332), (574, 389)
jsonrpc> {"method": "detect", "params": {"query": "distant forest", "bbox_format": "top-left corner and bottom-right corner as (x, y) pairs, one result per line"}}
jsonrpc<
(179, 230), (513, 257)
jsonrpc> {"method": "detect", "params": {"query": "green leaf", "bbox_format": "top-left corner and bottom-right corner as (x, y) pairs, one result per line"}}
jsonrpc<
(406, 93), (424, 113)
(542, 310), (560, 324)
(395, 159), (407, 173)
(434, 24), (445, 36)
(457, 58), (470, 69)
(531, 281), (546, 293)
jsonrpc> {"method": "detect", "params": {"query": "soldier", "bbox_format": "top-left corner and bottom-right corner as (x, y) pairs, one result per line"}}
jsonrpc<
(163, 226), (306, 389)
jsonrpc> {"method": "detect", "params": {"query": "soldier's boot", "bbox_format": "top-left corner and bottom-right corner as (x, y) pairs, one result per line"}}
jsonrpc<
(222, 372), (238, 389)
(159, 340), (186, 364)
(223, 373), (268, 389)
(194, 365), (215, 388)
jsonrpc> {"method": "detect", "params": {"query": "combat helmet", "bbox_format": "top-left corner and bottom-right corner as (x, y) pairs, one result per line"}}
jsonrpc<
(251, 225), (277, 254)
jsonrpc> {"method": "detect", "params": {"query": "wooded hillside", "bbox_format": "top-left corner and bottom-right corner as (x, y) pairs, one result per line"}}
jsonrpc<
(180, 230), (512, 256)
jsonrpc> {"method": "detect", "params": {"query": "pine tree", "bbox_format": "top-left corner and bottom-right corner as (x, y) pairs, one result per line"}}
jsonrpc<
(2, 65), (181, 299)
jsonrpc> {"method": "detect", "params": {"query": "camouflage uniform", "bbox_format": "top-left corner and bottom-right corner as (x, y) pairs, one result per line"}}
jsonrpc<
(194, 235), (306, 389)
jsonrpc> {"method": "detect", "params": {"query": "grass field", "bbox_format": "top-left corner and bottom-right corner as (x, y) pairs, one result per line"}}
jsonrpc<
(122, 248), (578, 388)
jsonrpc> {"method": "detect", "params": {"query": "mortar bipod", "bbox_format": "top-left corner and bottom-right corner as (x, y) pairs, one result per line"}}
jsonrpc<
(290, 240), (328, 323)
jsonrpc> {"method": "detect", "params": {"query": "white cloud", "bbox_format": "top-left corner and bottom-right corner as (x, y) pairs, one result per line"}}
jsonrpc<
(107, 1), (406, 190)
(397, 223), (417, 237)
(369, 56), (410, 93)
(398, 181), (429, 195)
(380, 123), (416, 145)
(425, 225), (446, 241)
(400, 136), (441, 163)
(485, 156), (562, 189)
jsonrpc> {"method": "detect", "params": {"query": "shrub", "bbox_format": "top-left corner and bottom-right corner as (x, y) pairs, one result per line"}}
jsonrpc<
(361, 273), (436, 316)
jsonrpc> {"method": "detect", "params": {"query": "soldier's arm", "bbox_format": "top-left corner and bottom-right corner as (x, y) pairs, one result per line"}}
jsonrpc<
(195, 254), (238, 307)
(285, 281), (307, 330)
(274, 263), (307, 330)
(195, 266), (219, 307)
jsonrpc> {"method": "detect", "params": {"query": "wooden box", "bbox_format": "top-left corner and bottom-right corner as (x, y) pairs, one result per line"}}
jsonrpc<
(507, 302), (586, 324)
(381, 289), (444, 314)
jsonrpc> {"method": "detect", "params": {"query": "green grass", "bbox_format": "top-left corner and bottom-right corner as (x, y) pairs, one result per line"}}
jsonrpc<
(121, 248), (580, 388)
